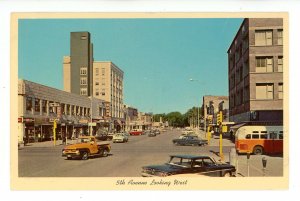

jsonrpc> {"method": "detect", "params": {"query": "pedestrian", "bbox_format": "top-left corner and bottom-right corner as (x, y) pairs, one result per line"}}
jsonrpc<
(230, 130), (234, 141)
(211, 129), (214, 138)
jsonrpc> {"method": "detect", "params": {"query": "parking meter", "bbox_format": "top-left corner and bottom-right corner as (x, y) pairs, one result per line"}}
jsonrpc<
(262, 157), (267, 169)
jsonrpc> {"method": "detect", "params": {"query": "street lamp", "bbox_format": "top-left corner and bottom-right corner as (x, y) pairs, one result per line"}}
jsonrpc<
(189, 78), (203, 131)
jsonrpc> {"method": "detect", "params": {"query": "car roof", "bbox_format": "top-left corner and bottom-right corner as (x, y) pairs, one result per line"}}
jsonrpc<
(169, 155), (211, 160)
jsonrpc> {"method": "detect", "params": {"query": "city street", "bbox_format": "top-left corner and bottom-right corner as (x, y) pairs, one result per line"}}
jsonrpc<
(18, 129), (283, 177)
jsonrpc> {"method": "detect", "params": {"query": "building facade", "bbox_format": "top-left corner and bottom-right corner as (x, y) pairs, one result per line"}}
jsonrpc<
(18, 79), (107, 146)
(228, 18), (283, 123)
(93, 61), (125, 131)
(202, 96), (229, 131)
(69, 32), (94, 97)
(63, 32), (125, 131)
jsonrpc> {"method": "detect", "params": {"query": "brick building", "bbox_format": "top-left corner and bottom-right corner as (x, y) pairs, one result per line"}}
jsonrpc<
(228, 18), (283, 123)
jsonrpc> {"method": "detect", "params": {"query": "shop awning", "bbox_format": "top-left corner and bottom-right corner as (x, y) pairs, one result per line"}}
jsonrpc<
(229, 123), (246, 131)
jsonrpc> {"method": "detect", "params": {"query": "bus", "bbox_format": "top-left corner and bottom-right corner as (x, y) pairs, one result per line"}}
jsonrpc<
(235, 125), (283, 155)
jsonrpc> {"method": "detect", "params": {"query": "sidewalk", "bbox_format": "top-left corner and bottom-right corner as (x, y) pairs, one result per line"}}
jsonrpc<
(197, 130), (233, 147)
(23, 139), (77, 148)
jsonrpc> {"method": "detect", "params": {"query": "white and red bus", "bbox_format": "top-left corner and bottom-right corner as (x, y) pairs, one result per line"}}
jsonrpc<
(235, 125), (283, 155)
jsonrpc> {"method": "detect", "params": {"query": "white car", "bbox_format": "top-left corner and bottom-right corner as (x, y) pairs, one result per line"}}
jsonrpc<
(112, 133), (129, 143)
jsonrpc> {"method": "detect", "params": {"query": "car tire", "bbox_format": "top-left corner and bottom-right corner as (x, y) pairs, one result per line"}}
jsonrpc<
(223, 172), (231, 177)
(81, 151), (89, 160)
(253, 146), (264, 155)
(102, 149), (109, 157)
(67, 156), (72, 160)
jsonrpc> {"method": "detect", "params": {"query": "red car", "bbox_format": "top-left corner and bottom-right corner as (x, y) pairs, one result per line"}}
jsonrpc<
(129, 129), (143, 136)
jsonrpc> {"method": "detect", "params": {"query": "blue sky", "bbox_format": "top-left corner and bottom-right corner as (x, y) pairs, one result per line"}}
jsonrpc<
(18, 18), (243, 114)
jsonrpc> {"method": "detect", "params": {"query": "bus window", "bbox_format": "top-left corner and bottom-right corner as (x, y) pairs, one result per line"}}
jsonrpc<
(253, 131), (259, 133)
(252, 134), (259, 139)
(261, 131), (267, 134)
(260, 134), (268, 139)
(279, 134), (283, 139)
(270, 132), (278, 139)
(246, 134), (251, 139)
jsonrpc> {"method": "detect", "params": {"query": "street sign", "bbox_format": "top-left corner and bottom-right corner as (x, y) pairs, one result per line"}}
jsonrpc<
(88, 122), (97, 126)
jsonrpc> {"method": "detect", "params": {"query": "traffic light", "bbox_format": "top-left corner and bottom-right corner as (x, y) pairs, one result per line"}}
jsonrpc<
(217, 111), (223, 125)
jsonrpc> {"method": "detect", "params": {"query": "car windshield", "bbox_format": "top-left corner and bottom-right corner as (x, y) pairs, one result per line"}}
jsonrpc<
(167, 157), (192, 168)
(77, 138), (90, 143)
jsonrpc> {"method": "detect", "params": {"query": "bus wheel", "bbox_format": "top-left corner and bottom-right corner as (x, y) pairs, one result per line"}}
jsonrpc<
(253, 146), (264, 155)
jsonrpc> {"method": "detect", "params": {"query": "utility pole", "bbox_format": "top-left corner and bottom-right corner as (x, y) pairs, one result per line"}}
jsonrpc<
(217, 111), (224, 161)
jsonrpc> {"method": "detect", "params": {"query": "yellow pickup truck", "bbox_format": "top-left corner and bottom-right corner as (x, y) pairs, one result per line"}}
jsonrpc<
(62, 136), (111, 160)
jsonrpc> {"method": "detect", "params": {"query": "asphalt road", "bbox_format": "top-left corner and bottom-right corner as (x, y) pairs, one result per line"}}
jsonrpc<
(18, 129), (283, 177)
(18, 130), (233, 177)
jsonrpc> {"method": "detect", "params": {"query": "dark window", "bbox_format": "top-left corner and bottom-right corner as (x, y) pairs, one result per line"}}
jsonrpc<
(260, 134), (268, 139)
(35, 98), (40, 112)
(252, 134), (259, 139)
(246, 134), (251, 139)
(279, 134), (283, 139)
(26, 97), (33, 111)
(42, 100), (47, 113)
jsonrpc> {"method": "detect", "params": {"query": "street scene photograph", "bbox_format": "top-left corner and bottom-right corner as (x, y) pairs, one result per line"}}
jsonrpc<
(13, 13), (286, 185)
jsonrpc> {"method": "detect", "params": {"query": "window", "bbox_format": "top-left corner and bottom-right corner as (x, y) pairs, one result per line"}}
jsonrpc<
(270, 132), (278, 139)
(26, 97), (33, 111)
(278, 29), (283, 45)
(96, 92), (99, 96)
(42, 100), (47, 113)
(80, 77), (87, 85)
(35, 98), (40, 112)
(256, 83), (274, 99)
(80, 67), (87, 75)
(252, 134), (259, 139)
(260, 134), (268, 139)
(81, 35), (87, 40)
(278, 56), (283, 72)
(95, 68), (99, 76)
(102, 68), (105, 75)
(80, 88), (87, 96)
(95, 82), (99, 86)
(246, 134), (251, 139)
(278, 83), (283, 99)
(255, 30), (273, 46)
(256, 57), (273, 72)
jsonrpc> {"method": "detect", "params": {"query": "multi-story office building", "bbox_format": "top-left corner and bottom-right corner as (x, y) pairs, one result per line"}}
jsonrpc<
(93, 61), (124, 130)
(63, 32), (125, 131)
(64, 32), (94, 97)
(228, 18), (283, 123)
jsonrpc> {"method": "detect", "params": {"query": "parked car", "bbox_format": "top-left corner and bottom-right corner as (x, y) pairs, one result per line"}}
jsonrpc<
(129, 129), (143, 136)
(173, 136), (208, 146)
(148, 131), (156, 137)
(141, 155), (236, 177)
(154, 129), (160, 135)
(178, 132), (198, 139)
(113, 133), (129, 143)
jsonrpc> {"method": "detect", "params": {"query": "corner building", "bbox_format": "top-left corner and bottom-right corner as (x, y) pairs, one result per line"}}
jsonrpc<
(228, 18), (283, 123)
